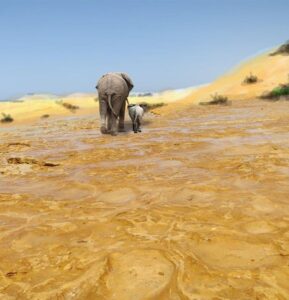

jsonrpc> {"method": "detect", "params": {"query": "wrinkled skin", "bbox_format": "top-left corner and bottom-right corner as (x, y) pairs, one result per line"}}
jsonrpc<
(96, 73), (133, 136)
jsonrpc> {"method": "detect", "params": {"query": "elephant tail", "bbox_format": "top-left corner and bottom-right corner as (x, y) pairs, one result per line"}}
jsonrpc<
(107, 94), (117, 117)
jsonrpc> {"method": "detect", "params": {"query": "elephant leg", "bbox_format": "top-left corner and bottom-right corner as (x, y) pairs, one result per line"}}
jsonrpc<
(99, 99), (108, 134)
(110, 114), (118, 136)
(107, 110), (112, 132)
(137, 118), (142, 132)
(133, 121), (138, 133)
(118, 101), (126, 132)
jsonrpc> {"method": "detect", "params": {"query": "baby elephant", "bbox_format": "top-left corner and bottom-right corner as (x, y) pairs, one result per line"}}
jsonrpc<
(128, 104), (145, 133)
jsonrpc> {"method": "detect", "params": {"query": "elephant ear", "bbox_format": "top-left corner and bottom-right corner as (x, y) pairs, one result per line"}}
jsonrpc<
(120, 73), (134, 91)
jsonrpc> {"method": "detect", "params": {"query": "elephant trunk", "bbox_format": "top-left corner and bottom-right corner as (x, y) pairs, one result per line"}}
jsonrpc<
(107, 94), (117, 117)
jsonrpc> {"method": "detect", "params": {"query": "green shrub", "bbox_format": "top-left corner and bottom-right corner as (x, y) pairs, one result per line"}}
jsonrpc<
(1, 113), (14, 123)
(261, 83), (289, 100)
(271, 85), (289, 97)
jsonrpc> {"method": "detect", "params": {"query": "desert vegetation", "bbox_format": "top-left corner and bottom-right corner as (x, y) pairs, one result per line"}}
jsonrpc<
(139, 102), (165, 111)
(41, 114), (50, 119)
(243, 73), (258, 84)
(133, 92), (153, 97)
(200, 93), (229, 105)
(56, 100), (79, 112)
(261, 83), (289, 100)
(1, 113), (14, 123)
(271, 40), (289, 56)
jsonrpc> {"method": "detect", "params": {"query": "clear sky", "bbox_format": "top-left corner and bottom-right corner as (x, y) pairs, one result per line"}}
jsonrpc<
(1, 0), (289, 99)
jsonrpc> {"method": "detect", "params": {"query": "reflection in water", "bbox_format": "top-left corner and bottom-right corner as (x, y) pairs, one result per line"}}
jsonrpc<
(0, 100), (289, 299)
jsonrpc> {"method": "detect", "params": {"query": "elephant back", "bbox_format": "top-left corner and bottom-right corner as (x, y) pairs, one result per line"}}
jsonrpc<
(117, 73), (134, 92)
(96, 73), (134, 95)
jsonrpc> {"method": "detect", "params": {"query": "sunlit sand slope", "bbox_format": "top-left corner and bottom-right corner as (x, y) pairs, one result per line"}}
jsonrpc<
(0, 89), (194, 125)
(156, 50), (289, 116)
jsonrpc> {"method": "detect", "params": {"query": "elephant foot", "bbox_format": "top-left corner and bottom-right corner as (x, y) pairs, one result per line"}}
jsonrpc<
(100, 126), (108, 134)
(118, 127), (126, 132)
(138, 129), (142, 132)
(111, 131), (118, 136)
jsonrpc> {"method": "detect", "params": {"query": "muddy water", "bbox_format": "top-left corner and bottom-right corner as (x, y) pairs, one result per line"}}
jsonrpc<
(0, 100), (289, 299)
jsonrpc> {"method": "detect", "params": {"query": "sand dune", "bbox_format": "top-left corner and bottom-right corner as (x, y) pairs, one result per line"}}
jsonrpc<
(192, 50), (289, 102)
(155, 49), (289, 115)
(1, 48), (288, 124)
(0, 88), (195, 125)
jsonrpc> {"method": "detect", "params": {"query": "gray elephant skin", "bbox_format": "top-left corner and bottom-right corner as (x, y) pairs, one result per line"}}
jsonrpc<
(96, 73), (134, 136)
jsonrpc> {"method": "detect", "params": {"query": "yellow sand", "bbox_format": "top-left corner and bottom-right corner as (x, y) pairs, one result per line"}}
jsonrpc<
(2, 50), (288, 124)
(1, 50), (289, 299)
(155, 50), (289, 116)
(0, 89), (195, 125)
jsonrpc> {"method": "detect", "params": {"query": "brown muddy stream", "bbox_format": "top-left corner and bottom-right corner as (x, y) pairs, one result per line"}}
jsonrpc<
(0, 100), (289, 299)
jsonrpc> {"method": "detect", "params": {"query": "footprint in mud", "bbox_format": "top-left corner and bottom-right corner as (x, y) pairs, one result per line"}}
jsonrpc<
(105, 250), (174, 300)
(97, 188), (136, 205)
(157, 160), (183, 168)
(250, 195), (278, 214)
(191, 237), (282, 270)
(243, 220), (276, 234)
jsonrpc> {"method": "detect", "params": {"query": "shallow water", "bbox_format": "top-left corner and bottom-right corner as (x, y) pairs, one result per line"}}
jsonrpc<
(0, 100), (289, 299)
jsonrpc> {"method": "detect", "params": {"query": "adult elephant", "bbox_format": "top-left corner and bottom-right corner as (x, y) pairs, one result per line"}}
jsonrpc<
(96, 72), (134, 136)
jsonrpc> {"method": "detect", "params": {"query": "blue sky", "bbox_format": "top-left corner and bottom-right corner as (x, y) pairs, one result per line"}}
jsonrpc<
(0, 0), (289, 99)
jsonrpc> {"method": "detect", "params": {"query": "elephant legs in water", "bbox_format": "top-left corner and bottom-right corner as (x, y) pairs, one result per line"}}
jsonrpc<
(107, 110), (112, 132)
(99, 99), (108, 134)
(110, 113), (118, 136)
(99, 99), (118, 135)
(99, 97), (125, 135)
(110, 97), (125, 135)
(118, 100), (126, 132)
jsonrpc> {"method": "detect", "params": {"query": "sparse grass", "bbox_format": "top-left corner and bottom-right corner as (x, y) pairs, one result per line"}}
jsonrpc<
(56, 100), (79, 112)
(1, 113), (14, 123)
(200, 93), (229, 105)
(260, 83), (289, 100)
(243, 73), (258, 84)
(139, 102), (165, 111)
(270, 40), (289, 56)
(41, 114), (50, 119)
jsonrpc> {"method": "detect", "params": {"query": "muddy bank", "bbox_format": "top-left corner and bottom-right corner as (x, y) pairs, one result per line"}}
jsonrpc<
(0, 100), (289, 299)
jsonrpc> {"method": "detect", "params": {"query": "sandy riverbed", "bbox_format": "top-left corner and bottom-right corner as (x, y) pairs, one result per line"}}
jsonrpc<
(1, 51), (289, 299)
(1, 97), (289, 299)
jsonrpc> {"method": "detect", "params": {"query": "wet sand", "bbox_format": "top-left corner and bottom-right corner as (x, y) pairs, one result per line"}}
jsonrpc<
(0, 99), (289, 299)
